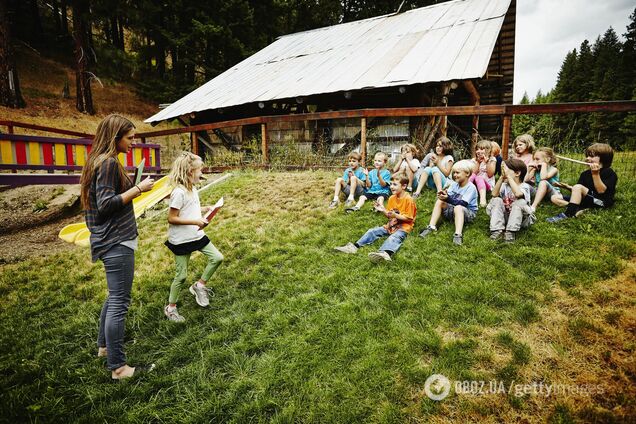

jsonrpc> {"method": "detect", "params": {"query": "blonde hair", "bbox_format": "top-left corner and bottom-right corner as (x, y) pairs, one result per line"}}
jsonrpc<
(475, 139), (493, 157)
(80, 114), (135, 209)
(534, 147), (558, 166)
(400, 143), (419, 157)
(452, 159), (474, 176)
(374, 152), (388, 162)
(514, 134), (535, 154)
(169, 152), (203, 192)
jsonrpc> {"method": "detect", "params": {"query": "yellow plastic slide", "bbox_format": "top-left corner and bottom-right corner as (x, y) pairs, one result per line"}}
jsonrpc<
(59, 175), (172, 247)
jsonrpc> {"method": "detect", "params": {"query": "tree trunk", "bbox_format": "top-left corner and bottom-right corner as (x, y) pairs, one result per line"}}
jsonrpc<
(60, 0), (69, 35)
(0, 0), (26, 108)
(52, 0), (61, 35)
(72, 0), (94, 114)
(117, 16), (124, 50)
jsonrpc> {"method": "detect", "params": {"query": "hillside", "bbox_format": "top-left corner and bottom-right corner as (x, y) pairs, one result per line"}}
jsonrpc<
(0, 46), (169, 134)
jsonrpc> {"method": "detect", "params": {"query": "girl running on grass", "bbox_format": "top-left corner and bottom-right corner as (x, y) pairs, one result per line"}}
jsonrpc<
(164, 152), (223, 322)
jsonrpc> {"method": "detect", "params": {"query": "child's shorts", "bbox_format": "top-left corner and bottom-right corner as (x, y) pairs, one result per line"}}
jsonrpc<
(443, 204), (477, 222)
(343, 183), (365, 198)
(363, 191), (390, 200)
(530, 182), (561, 200)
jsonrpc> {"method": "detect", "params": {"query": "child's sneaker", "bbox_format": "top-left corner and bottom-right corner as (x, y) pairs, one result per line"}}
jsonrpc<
(453, 233), (463, 246)
(189, 283), (210, 307)
(490, 230), (503, 240)
(328, 200), (339, 209)
(412, 192), (420, 199)
(164, 305), (185, 322)
(419, 225), (436, 238)
(546, 212), (568, 223)
(334, 242), (358, 254)
(345, 206), (360, 213)
(503, 231), (516, 243)
(368, 251), (391, 263)
(344, 198), (355, 208)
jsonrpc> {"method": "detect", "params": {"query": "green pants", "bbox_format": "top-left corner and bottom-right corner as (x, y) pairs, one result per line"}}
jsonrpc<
(169, 242), (223, 304)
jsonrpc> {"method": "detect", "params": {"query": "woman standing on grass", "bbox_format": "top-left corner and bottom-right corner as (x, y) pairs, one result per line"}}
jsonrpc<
(80, 114), (155, 380)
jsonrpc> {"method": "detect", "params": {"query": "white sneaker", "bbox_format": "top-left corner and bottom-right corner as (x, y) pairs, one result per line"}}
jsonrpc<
(368, 251), (391, 263)
(334, 242), (358, 254)
(164, 305), (185, 322)
(189, 283), (211, 307)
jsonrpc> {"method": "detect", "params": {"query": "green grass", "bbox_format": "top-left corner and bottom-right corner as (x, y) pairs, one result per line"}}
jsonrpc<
(0, 168), (635, 423)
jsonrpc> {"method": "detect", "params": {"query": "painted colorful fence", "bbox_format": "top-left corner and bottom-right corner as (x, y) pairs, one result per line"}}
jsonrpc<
(0, 131), (161, 186)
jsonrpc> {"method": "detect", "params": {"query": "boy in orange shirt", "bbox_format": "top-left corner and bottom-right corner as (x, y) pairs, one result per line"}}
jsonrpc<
(334, 173), (417, 262)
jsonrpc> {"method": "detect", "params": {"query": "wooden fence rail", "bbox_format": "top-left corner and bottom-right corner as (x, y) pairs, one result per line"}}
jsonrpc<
(135, 100), (636, 164)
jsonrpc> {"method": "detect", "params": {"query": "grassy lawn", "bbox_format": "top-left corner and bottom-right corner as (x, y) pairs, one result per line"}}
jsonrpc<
(1, 167), (635, 423)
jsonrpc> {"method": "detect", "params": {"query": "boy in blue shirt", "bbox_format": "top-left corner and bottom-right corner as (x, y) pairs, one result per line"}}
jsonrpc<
(418, 160), (478, 246)
(346, 152), (391, 212)
(329, 151), (366, 209)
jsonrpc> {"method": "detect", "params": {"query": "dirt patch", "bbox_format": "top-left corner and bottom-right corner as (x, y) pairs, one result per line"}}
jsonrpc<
(0, 184), (82, 264)
(0, 184), (81, 234)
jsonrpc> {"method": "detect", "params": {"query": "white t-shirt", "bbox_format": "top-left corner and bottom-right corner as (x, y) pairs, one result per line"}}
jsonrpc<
(399, 158), (421, 172)
(168, 186), (205, 245)
(500, 182), (532, 210)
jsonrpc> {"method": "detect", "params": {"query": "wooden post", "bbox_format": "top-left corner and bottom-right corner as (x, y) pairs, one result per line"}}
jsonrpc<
(140, 137), (146, 144)
(502, 115), (512, 159)
(7, 125), (14, 134)
(191, 132), (198, 155)
(360, 117), (367, 166)
(261, 123), (268, 164)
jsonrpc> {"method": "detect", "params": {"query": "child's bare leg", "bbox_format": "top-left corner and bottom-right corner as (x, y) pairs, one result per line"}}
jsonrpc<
(532, 180), (548, 210)
(478, 188), (487, 208)
(347, 177), (359, 202)
(413, 170), (430, 196)
(432, 172), (443, 192)
(551, 193), (568, 207)
(569, 184), (589, 204)
(333, 177), (345, 201)
(429, 199), (445, 228)
(354, 195), (367, 209)
(454, 205), (466, 235)
(405, 166), (415, 189)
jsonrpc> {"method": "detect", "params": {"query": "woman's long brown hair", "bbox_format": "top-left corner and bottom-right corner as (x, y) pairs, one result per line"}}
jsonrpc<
(80, 114), (135, 209)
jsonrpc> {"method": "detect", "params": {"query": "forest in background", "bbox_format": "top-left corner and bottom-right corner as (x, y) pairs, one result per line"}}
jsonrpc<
(1, 1), (635, 150)
(513, 9), (636, 151)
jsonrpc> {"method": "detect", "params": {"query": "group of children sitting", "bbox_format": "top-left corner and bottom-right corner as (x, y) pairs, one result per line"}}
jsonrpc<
(331, 135), (618, 262)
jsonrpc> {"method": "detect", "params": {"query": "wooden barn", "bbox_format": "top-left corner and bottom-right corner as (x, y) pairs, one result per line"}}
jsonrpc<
(145, 0), (516, 155)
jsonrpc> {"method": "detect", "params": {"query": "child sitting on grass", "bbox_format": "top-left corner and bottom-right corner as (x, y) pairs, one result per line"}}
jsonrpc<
(329, 151), (366, 209)
(412, 136), (454, 198)
(164, 152), (224, 322)
(491, 141), (503, 177)
(469, 140), (497, 207)
(547, 143), (618, 223)
(526, 147), (568, 212)
(486, 158), (536, 242)
(334, 173), (417, 262)
(346, 152), (391, 212)
(393, 143), (421, 192)
(513, 134), (535, 167)
(419, 160), (478, 246)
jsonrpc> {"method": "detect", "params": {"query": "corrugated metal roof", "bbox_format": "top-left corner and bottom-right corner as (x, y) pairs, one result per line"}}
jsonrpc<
(146, 0), (512, 123)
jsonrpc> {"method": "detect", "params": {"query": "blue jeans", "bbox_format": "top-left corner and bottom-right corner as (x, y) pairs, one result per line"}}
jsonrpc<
(97, 244), (135, 371)
(356, 227), (408, 254)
